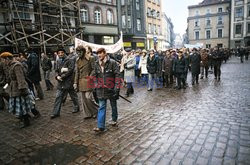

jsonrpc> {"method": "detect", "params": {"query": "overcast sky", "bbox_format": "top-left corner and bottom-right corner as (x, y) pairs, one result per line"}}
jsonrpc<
(162, 0), (202, 35)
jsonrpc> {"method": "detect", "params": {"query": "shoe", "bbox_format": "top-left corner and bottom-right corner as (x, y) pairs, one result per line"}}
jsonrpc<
(72, 109), (79, 113)
(214, 77), (217, 80)
(93, 127), (105, 132)
(20, 114), (30, 128)
(200, 76), (203, 79)
(35, 98), (40, 101)
(33, 112), (41, 119)
(110, 121), (117, 126)
(50, 114), (60, 119)
(147, 88), (152, 91)
(84, 116), (92, 119)
(218, 77), (221, 81)
(92, 115), (97, 119)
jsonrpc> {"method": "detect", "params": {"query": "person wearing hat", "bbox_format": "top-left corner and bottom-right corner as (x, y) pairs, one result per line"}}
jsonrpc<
(74, 46), (98, 119)
(190, 48), (201, 85)
(147, 49), (158, 91)
(50, 48), (80, 119)
(162, 50), (173, 88)
(0, 52), (32, 128)
(138, 49), (148, 85)
(93, 48), (121, 132)
(173, 50), (187, 89)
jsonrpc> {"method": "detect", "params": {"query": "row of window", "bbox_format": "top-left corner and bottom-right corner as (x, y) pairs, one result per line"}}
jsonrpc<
(147, 0), (161, 5)
(148, 23), (161, 35)
(195, 7), (224, 16)
(121, 15), (142, 31)
(194, 16), (223, 27)
(234, 6), (250, 18)
(194, 29), (223, 40)
(80, 6), (114, 24)
(147, 8), (160, 19)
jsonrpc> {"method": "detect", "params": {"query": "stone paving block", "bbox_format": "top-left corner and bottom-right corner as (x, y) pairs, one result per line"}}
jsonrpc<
(196, 156), (209, 165)
(225, 147), (237, 158)
(213, 148), (225, 158)
(211, 157), (223, 165)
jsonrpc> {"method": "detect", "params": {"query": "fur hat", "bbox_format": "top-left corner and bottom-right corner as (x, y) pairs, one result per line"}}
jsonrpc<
(0, 52), (13, 58)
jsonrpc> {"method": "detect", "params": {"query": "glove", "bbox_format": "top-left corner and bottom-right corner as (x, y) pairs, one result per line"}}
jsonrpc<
(56, 76), (63, 81)
(73, 84), (78, 91)
(124, 63), (128, 69)
(20, 89), (29, 97)
(113, 89), (120, 100)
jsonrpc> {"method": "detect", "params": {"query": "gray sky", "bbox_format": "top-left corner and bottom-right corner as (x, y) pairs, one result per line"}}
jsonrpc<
(162, 0), (201, 35)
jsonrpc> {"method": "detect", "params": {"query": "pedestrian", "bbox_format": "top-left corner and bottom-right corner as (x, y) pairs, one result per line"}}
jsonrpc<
(200, 49), (209, 79)
(124, 48), (136, 97)
(157, 50), (164, 87)
(172, 50), (187, 89)
(25, 48), (44, 100)
(41, 53), (54, 91)
(238, 47), (244, 63)
(245, 48), (249, 61)
(147, 49), (158, 91)
(50, 48), (80, 119)
(0, 58), (9, 111)
(138, 49), (148, 86)
(74, 46), (98, 119)
(162, 50), (173, 88)
(190, 48), (201, 85)
(183, 48), (190, 85)
(0, 52), (32, 128)
(211, 47), (223, 81)
(93, 48), (120, 132)
(135, 49), (141, 83)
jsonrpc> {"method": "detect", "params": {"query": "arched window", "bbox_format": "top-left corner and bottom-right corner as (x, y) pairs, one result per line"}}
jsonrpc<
(80, 6), (88, 22)
(107, 9), (113, 24)
(94, 8), (102, 24)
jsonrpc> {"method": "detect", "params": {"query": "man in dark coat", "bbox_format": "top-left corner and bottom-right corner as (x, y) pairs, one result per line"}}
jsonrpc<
(0, 58), (9, 111)
(41, 53), (54, 91)
(162, 50), (173, 88)
(147, 49), (158, 91)
(173, 50), (187, 89)
(190, 48), (201, 85)
(50, 48), (80, 119)
(92, 48), (121, 132)
(26, 48), (44, 100)
(211, 47), (223, 81)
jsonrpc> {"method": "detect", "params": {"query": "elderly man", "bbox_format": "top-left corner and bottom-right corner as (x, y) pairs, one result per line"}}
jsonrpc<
(93, 48), (120, 132)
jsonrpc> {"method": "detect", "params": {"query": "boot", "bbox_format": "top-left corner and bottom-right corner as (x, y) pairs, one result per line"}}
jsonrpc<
(20, 114), (30, 128)
(31, 108), (41, 119)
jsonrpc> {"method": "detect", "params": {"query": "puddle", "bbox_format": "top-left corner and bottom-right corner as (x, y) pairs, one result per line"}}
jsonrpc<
(28, 143), (88, 165)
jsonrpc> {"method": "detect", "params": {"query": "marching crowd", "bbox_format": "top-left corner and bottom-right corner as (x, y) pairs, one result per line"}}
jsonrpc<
(0, 46), (249, 132)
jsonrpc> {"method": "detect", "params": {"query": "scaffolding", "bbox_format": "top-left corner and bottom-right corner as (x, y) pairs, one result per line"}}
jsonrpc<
(0, 0), (84, 54)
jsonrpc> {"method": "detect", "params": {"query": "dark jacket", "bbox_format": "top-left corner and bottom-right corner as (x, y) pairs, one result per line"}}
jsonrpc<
(157, 54), (164, 76)
(41, 57), (52, 71)
(0, 61), (7, 94)
(147, 55), (158, 74)
(173, 56), (187, 77)
(212, 50), (223, 66)
(8, 61), (28, 97)
(56, 55), (75, 90)
(93, 56), (120, 99)
(190, 52), (201, 75)
(27, 52), (42, 83)
(162, 56), (173, 75)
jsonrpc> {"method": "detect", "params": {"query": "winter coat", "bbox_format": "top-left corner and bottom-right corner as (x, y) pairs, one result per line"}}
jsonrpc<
(162, 56), (173, 75)
(190, 52), (201, 75)
(56, 55), (75, 90)
(135, 55), (140, 71)
(212, 50), (223, 66)
(138, 55), (148, 74)
(93, 56), (120, 99)
(0, 61), (7, 94)
(41, 57), (52, 71)
(8, 61), (28, 97)
(157, 54), (164, 77)
(74, 56), (95, 92)
(173, 56), (187, 78)
(124, 55), (136, 83)
(200, 52), (209, 67)
(27, 52), (41, 83)
(147, 55), (158, 74)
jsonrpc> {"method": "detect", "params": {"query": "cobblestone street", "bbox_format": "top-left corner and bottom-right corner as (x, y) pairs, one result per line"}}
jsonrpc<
(0, 57), (250, 165)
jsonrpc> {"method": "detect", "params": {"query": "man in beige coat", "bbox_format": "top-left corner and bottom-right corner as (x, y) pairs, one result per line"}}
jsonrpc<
(74, 46), (98, 119)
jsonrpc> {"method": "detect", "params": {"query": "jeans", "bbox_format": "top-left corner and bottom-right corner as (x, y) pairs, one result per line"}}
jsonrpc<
(52, 89), (79, 115)
(148, 73), (156, 89)
(97, 99), (118, 129)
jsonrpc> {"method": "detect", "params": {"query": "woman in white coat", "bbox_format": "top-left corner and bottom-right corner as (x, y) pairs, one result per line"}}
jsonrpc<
(124, 50), (136, 97)
(138, 50), (148, 86)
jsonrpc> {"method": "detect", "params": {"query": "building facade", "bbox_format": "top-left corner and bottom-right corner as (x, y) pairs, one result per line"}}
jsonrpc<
(162, 13), (175, 49)
(187, 0), (231, 48)
(145, 0), (164, 50)
(230, 0), (250, 48)
(80, 0), (119, 44)
(117, 0), (146, 49)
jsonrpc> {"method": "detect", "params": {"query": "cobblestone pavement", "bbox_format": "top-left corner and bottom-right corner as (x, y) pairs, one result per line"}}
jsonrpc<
(0, 57), (250, 165)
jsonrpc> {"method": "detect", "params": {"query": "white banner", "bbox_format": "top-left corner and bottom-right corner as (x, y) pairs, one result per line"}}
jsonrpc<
(184, 43), (204, 49)
(75, 32), (123, 54)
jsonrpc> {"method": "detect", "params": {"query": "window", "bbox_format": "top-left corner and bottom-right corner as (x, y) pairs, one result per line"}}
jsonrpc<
(107, 10), (113, 24)
(235, 7), (243, 17)
(218, 7), (223, 13)
(156, 11), (160, 19)
(148, 23), (152, 33)
(103, 36), (114, 44)
(94, 8), (102, 24)
(218, 16), (223, 25)
(136, 0), (140, 10)
(80, 6), (88, 23)
(206, 8), (211, 14)
(236, 24), (242, 34)
(151, 9), (156, 18)
(106, 0), (112, 3)
(122, 15), (126, 28)
(195, 19), (199, 27)
(248, 23), (250, 33)
(137, 19), (141, 31)
(206, 17), (211, 26)
(13, 2), (31, 20)
(121, 0), (125, 5)
(127, 15), (131, 28)
(206, 44), (211, 48)
(218, 29), (223, 38)
(195, 31), (199, 40)
(248, 7), (250, 17)
(206, 30), (211, 39)
(217, 44), (223, 48)
(158, 25), (161, 34)
(195, 10), (199, 16)
(153, 24), (156, 34)
(147, 8), (151, 16)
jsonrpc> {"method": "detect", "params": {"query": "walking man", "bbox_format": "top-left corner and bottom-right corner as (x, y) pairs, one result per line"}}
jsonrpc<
(190, 48), (201, 85)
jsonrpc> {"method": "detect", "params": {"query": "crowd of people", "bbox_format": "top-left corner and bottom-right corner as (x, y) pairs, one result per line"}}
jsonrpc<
(0, 45), (249, 132)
